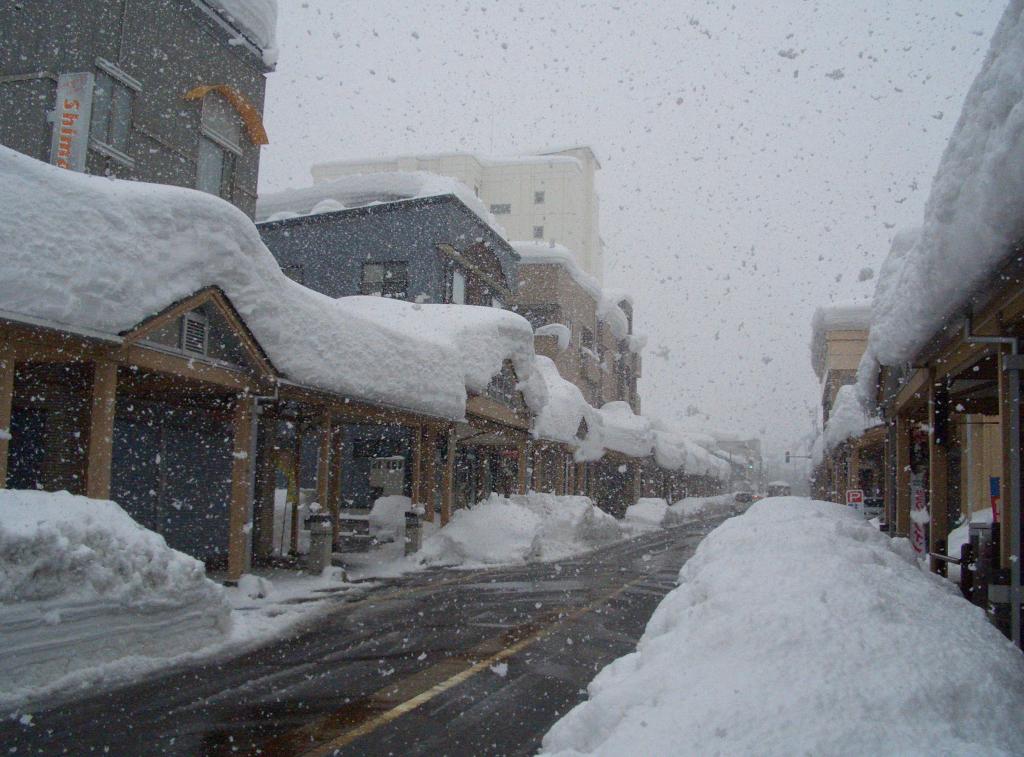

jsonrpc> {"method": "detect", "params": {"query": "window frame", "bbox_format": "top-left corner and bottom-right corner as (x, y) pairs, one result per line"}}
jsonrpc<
(533, 225), (544, 239)
(489, 203), (512, 215)
(88, 59), (140, 166)
(361, 261), (410, 299)
(534, 190), (545, 204)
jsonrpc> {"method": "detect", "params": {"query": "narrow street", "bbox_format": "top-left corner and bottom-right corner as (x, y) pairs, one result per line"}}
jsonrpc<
(3, 517), (726, 756)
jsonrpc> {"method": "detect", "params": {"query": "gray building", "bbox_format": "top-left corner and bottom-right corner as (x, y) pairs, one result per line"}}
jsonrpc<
(0, 0), (272, 217)
(258, 194), (521, 508)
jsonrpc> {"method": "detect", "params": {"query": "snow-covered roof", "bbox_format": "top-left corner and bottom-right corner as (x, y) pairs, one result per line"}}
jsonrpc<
(597, 401), (655, 458)
(513, 241), (634, 342)
(823, 385), (881, 452)
(868, 3), (1024, 366)
(256, 171), (505, 236)
(206, 0), (278, 66)
(810, 303), (873, 379)
(531, 357), (604, 459)
(311, 150), (585, 177)
(0, 146), (546, 422)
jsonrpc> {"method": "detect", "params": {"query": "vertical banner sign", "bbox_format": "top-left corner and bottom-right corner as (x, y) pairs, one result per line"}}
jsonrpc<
(910, 473), (928, 554)
(50, 72), (94, 171)
(990, 476), (1001, 523)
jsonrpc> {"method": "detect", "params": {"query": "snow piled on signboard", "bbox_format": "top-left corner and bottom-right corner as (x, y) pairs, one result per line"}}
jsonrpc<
(0, 146), (545, 421)
(418, 493), (623, 567)
(867, 1), (1024, 366)
(541, 497), (1024, 756)
(0, 490), (231, 704)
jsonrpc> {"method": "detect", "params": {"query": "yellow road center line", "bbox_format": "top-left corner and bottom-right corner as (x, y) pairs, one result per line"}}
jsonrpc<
(300, 573), (651, 756)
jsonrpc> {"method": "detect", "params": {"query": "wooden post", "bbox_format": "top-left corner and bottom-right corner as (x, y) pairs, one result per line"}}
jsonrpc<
(316, 409), (332, 509)
(253, 411), (278, 561)
(421, 427), (435, 522)
(329, 423), (344, 535)
(441, 426), (456, 525)
(289, 422), (302, 554)
(895, 413), (911, 537)
(0, 342), (14, 488)
(517, 439), (529, 495)
(848, 444), (861, 492)
(555, 447), (566, 495)
(228, 395), (255, 582)
(929, 379), (950, 574)
(411, 425), (423, 506)
(85, 360), (118, 500)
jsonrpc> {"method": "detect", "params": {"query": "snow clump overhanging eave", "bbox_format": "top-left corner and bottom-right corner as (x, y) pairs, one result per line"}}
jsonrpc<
(0, 147), (546, 422)
(598, 401), (655, 458)
(824, 385), (881, 452)
(256, 171), (506, 238)
(530, 357), (604, 459)
(867, 2), (1024, 367)
(206, 0), (278, 66)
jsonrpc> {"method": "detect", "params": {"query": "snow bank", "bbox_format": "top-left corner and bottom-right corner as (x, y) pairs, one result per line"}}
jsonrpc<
(823, 384), (880, 451)
(623, 498), (672, 529)
(208, 0), (278, 65)
(541, 497), (1024, 756)
(257, 171), (504, 236)
(0, 490), (231, 700)
(0, 146), (545, 422)
(668, 493), (737, 521)
(368, 495), (412, 543)
(868, 2), (1024, 366)
(418, 493), (622, 567)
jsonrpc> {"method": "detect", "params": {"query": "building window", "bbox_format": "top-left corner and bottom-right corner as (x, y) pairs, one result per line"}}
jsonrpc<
(90, 70), (135, 156)
(534, 190), (545, 204)
(489, 203), (511, 215)
(196, 95), (241, 199)
(533, 225), (544, 239)
(451, 269), (466, 305)
(362, 262), (409, 299)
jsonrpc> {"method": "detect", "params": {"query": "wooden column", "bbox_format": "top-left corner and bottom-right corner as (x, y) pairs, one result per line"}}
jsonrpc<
(228, 395), (255, 582)
(895, 413), (911, 537)
(289, 423), (302, 554)
(441, 426), (456, 525)
(253, 411), (278, 561)
(517, 439), (529, 495)
(329, 423), (344, 534)
(85, 360), (118, 500)
(411, 425), (423, 506)
(555, 447), (566, 495)
(998, 346), (1015, 568)
(848, 444), (861, 492)
(0, 342), (14, 488)
(422, 427), (436, 522)
(316, 410), (332, 509)
(929, 379), (950, 574)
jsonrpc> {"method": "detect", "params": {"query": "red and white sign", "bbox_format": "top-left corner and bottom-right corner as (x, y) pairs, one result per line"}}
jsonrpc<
(50, 72), (94, 172)
(846, 489), (864, 506)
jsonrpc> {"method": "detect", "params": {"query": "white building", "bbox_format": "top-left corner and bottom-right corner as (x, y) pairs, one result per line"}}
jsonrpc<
(311, 146), (605, 282)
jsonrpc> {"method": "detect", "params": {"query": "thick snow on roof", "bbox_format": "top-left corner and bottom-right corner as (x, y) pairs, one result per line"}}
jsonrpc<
(868, 2), (1024, 366)
(0, 147), (545, 421)
(207, 0), (278, 65)
(597, 401), (655, 458)
(256, 171), (505, 236)
(513, 241), (633, 340)
(531, 357), (603, 460)
(810, 302), (873, 378)
(823, 385), (880, 452)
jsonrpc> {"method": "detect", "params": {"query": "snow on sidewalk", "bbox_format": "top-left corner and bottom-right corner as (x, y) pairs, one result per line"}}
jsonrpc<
(541, 497), (1024, 757)
(417, 492), (623, 567)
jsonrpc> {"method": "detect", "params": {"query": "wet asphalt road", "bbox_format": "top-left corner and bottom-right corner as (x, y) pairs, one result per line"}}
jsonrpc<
(3, 515), (730, 756)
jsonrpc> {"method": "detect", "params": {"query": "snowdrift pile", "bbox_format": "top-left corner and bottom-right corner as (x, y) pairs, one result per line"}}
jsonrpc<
(625, 495), (738, 529)
(0, 490), (231, 699)
(418, 493), (623, 567)
(542, 497), (1024, 756)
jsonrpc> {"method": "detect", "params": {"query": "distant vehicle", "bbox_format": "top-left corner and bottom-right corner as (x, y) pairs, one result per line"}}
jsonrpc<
(766, 481), (792, 497)
(734, 491), (754, 504)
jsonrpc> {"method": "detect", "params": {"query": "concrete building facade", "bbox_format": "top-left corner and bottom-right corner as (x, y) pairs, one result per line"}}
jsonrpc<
(310, 147), (605, 282)
(0, 0), (272, 217)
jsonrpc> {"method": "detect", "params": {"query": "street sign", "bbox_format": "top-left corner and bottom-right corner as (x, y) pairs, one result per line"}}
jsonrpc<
(846, 489), (864, 506)
(50, 72), (94, 172)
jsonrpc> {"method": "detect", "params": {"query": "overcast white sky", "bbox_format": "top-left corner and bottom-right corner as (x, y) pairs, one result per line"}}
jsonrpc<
(259, 0), (1006, 455)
